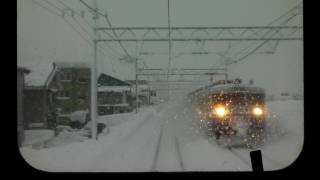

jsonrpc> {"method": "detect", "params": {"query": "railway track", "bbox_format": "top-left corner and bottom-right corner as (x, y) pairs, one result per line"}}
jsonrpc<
(151, 116), (185, 171)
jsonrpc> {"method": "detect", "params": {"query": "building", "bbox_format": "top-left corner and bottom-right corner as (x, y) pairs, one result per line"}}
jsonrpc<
(23, 62), (59, 129)
(125, 80), (157, 106)
(47, 62), (91, 125)
(23, 86), (56, 129)
(97, 73), (133, 115)
(17, 67), (30, 146)
(23, 62), (91, 127)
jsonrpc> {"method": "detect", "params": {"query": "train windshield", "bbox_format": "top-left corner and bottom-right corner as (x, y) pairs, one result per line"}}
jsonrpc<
(210, 92), (265, 106)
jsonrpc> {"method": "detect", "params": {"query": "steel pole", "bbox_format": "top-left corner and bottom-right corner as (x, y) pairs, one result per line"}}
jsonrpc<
(90, 1), (98, 140)
(135, 58), (138, 113)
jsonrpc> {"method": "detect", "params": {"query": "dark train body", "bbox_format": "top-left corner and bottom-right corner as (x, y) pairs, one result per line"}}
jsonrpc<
(188, 79), (267, 147)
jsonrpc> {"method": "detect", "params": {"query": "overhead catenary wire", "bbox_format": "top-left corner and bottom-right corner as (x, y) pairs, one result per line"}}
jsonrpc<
(229, 5), (302, 65)
(32, 0), (62, 17)
(227, 1), (303, 63)
(79, 0), (148, 76)
(45, 0), (120, 60)
(200, 1), (303, 69)
(53, 0), (121, 57)
(79, 0), (133, 59)
(32, 0), (122, 74)
(54, 0), (123, 59)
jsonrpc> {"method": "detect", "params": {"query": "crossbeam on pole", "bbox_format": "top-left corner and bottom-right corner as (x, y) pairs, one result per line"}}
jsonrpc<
(95, 26), (302, 31)
(97, 38), (301, 42)
(137, 73), (227, 76)
(137, 68), (227, 71)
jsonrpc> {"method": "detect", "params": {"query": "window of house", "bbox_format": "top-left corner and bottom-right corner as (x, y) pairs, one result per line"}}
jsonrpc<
(56, 90), (70, 99)
(78, 76), (89, 83)
(60, 70), (72, 81)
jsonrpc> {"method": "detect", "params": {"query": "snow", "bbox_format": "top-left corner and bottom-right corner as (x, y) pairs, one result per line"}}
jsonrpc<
(23, 129), (54, 147)
(260, 100), (303, 170)
(24, 61), (90, 87)
(70, 110), (88, 123)
(54, 62), (90, 68)
(98, 86), (131, 92)
(98, 104), (130, 107)
(197, 83), (265, 96)
(20, 98), (303, 172)
(25, 64), (54, 87)
(28, 123), (45, 128)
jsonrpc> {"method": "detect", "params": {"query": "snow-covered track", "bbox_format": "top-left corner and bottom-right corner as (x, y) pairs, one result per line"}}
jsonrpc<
(151, 122), (185, 171)
(151, 123), (165, 171)
(174, 135), (185, 171)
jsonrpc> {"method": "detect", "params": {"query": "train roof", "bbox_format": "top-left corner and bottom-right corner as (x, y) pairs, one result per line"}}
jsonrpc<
(189, 83), (264, 97)
(207, 84), (265, 94)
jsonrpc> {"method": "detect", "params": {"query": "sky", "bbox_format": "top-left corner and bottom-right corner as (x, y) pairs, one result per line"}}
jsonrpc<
(17, 0), (303, 97)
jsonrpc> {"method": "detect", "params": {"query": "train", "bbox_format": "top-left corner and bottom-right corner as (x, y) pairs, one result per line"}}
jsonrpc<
(188, 79), (267, 147)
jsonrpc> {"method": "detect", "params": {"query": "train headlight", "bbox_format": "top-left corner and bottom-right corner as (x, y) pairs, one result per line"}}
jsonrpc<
(212, 106), (227, 118)
(252, 107), (263, 116)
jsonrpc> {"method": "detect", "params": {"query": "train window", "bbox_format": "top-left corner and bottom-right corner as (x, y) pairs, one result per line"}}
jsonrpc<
(18, 0), (303, 172)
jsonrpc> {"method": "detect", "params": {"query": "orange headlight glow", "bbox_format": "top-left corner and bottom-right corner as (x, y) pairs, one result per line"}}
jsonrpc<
(252, 107), (263, 116)
(212, 105), (228, 118)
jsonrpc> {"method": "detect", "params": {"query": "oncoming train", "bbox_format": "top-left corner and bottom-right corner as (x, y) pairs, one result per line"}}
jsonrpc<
(188, 79), (268, 147)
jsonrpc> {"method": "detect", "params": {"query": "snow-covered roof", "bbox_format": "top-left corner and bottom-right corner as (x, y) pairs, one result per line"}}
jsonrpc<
(25, 64), (54, 87)
(98, 86), (132, 92)
(17, 66), (30, 74)
(98, 73), (131, 87)
(126, 80), (149, 85)
(25, 61), (90, 87)
(54, 62), (90, 68)
(207, 84), (265, 94)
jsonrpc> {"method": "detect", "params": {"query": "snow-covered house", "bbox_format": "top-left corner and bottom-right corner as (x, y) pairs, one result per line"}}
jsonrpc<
(24, 86), (56, 129)
(23, 63), (57, 129)
(125, 80), (157, 105)
(24, 62), (91, 127)
(17, 67), (30, 146)
(46, 62), (91, 125)
(97, 73), (133, 115)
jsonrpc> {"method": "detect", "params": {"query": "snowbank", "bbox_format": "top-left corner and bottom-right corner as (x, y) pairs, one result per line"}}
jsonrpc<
(23, 129), (54, 147)
(70, 110), (88, 124)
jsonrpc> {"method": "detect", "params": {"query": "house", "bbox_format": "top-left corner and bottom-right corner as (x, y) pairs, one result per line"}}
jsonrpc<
(23, 62), (59, 129)
(23, 86), (56, 129)
(46, 62), (91, 125)
(23, 62), (91, 127)
(17, 67), (30, 146)
(125, 80), (157, 106)
(97, 73), (133, 115)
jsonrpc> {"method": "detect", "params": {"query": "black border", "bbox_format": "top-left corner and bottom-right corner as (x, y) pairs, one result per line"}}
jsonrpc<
(11, 0), (313, 177)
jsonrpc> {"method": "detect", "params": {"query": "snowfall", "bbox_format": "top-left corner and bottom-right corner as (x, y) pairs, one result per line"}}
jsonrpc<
(20, 97), (303, 172)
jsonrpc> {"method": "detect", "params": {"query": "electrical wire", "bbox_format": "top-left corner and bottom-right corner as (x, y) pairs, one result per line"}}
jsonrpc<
(79, 0), (133, 59)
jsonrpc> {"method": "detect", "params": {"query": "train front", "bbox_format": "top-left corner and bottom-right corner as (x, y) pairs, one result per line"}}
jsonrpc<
(198, 84), (267, 147)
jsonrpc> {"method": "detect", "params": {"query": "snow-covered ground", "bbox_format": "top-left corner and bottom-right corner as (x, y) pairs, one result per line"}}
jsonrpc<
(23, 129), (54, 147)
(20, 98), (303, 172)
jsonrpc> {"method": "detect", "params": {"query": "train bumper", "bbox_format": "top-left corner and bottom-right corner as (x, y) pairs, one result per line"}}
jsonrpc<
(209, 115), (265, 138)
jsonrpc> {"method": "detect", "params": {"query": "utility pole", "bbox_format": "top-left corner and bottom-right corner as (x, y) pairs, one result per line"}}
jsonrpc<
(90, 0), (98, 140)
(135, 57), (138, 113)
(166, 0), (171, 101)
(135, 42), (138, 113)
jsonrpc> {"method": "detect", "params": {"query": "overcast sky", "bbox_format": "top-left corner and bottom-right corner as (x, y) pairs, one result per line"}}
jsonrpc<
(17, 0), (303, 96)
